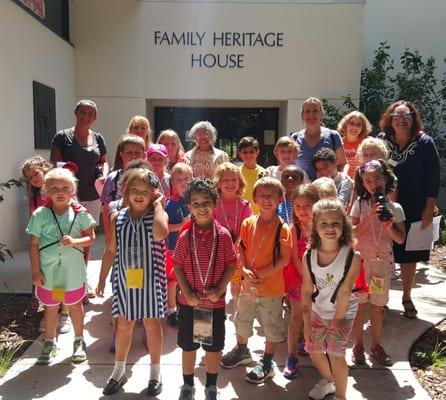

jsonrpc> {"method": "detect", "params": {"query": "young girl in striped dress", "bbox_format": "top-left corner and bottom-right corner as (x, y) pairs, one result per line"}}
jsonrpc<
(97, 169), (169, 396)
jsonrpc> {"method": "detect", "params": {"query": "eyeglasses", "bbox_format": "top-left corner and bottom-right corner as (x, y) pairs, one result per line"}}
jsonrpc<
(240, 150), (257, 155)
(391, 111), (412, 120)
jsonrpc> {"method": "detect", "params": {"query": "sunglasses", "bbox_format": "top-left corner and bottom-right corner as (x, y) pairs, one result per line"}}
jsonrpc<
(391, 111), (412, 120)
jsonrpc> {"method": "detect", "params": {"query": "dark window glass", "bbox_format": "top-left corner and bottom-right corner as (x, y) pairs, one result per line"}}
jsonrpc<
(33, 81), (56, 150)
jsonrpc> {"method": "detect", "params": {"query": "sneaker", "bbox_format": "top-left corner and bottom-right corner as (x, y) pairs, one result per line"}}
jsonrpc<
(58, 313), (71, 334)
(308, 379), (336, 400)
(204, 385), (220, 400)
(351, 344), (366, 365)
(370, 344), (393, 366)
(283, 356), (298, 379)
(245, 359), (275, 384)
(167, 311), (180, 328)
(72, 339), (87, 363)
(297, 338), (308, 356)
(221, 345), (253, 369)
(37, 341), (58, 365)
(178, 384), (195, 400)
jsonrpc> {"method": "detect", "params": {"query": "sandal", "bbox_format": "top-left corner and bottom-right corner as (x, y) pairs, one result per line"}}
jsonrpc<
(402, 299), (418, 318)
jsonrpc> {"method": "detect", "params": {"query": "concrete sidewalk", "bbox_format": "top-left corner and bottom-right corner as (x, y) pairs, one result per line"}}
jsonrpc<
(1, 234), (445, 400)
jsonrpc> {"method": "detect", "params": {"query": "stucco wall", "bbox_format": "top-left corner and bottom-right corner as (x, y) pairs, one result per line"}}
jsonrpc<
(0, 1), (75, 251)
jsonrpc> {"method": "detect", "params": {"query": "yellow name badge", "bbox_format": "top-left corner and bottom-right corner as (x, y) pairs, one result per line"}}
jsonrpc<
(369, 276), (385, 295)
(52, 287), (66, 302)
(126, 269), (144, 289)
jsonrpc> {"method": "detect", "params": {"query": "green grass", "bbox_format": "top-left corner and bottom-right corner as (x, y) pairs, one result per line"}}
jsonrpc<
(414, 339), (446, 369)
(0, 341), (24, 378)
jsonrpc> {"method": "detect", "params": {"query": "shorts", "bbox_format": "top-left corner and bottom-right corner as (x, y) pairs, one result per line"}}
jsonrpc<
(283, 262), (302, 301)
(235, 294), (284, 343)
(80, 199), (100, 225)
(36, 282), (86, 307)
(177, 305), (226, 352)
(357, 257), (391, 307)
(305, 311), (354, 357)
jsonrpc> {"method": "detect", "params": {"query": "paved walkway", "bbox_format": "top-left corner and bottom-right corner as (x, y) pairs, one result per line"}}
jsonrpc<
(1, 234), (445, 399)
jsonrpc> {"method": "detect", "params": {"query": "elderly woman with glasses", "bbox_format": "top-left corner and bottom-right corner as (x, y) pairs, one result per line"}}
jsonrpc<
(184, 121), (229, 179)
(379, 100), (440, 318)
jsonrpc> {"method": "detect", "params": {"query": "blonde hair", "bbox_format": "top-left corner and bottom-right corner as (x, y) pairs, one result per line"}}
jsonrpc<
(301, 97), (324, 119)
(274, 136), (300, 154)
(157, 129), (185, 159)
(171, 162), (193, 177)
(123, 169), (159, 210)
(213, 162), (247, 197)
(357, 137), (389, 162)
(337, 111), (373, 139)
(21, 156), (53, 199)
(310, 198), (353, 249)
(43, 167), (77, 195)
(127, 115), (152, 145)
(312, 177), (337, 199)
(253, 176), (283, 199)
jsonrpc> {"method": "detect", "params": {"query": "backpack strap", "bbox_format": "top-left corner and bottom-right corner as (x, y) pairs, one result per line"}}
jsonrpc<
(329, 248), (355, 304)
(329, 130), (337, 150)
(272, 218), (283, 267)
(306, 250), (319, 302)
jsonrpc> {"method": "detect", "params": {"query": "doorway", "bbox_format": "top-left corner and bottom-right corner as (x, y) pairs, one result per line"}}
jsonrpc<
(154, 107), (279, 166)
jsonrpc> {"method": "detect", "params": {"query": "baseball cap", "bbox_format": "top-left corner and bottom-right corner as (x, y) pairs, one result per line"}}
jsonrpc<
(146, 143), (168, 158)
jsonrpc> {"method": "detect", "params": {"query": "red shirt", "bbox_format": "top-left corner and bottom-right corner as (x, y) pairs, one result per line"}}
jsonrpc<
(173, 220), (237, 309)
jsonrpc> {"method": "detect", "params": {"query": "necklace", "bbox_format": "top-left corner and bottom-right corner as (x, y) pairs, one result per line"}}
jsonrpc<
(192, 222), (217, 290)
(371, 212), (383, 260)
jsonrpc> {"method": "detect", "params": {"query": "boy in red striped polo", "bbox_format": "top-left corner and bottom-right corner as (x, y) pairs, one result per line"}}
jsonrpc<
(174, 178), (237, 400)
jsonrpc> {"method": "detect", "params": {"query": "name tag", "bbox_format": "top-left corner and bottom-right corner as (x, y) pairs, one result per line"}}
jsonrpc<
(52, 287), (66, 302)
(126, 268), (144, 289)
(193, 307), (213, 346)
(369, 276), (385, 295)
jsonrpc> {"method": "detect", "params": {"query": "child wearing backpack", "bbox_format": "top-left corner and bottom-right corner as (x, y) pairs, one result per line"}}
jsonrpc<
(301, 199), (360, 400)
(350, 160), (405, 366)
(283, 184), (320, 379)
(26, 167), (96, 364)
(221, 177), (292, 384)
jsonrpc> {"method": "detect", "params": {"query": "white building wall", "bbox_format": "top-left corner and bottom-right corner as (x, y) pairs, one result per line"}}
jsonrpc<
(0, 1), (75, 251)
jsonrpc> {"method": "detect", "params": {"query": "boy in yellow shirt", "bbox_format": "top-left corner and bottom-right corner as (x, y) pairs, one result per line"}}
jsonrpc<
(238, 137), (265, 214)
(221, 177), (292, 384)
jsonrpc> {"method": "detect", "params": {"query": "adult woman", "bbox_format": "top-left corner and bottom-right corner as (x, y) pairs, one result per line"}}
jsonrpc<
(379, 100), (440, 318)
(50, 100), (109, 223)
(157, 129), (189, 172)
(127, 115), (152, 147)
(184, 121), (229, 179)
(291, 97), (347, 181)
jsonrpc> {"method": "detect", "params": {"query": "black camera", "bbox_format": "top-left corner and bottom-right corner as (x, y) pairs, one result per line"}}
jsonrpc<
(374, 191), (392, 222)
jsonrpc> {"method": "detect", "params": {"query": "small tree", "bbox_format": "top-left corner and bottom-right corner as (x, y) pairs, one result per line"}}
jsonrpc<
(0, 179), (23, 262)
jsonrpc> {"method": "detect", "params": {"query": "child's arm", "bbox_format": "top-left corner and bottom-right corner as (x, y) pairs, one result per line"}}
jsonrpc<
(152, 195), (169, 241)
(290, 226), (304, 276)
(238, 241), (260, 284)
(331, 252), (361, 331)
(96, 219), (117, 297)
(206, 263), (236, 302)
(301, 251), (314, 344)
(60, 226), (96, 248)
(169, 217), (190, 233)
(255, 241), (291, 280)
(29, 235), (44, 287)
(383, 219), (406, 244)
(174, 264), (200, 306)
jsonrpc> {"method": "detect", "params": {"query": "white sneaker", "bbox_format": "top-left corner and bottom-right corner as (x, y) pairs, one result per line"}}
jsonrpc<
(58, 313), (71, 334)
(308, 379), (336, 400)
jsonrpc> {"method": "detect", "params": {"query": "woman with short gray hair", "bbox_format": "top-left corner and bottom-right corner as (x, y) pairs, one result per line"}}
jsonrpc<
(184, 121), (229, 179)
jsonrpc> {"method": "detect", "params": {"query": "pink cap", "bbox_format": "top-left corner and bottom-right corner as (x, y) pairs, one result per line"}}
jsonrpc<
(146, 143), (168, 158)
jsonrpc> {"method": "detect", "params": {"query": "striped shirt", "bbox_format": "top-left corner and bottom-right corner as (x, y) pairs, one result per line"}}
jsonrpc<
(173, 221), (237, 309)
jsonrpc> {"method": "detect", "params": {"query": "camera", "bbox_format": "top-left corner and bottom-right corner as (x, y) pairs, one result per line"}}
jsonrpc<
(374, 191), (392, 222)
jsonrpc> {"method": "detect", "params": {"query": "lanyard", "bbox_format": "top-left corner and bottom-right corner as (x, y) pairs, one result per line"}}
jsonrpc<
(371, 211), (383, 260)
(283, 199), (293, 225)
(43, 208), (82, 254)
(219, 199), (239, 236)
(250, 216), (275, 268)
(129, 213), (144, 248)
(192, 222), (217, 289)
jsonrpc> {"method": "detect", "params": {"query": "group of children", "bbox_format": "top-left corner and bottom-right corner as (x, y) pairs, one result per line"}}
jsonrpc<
(21, 107), (406, 400)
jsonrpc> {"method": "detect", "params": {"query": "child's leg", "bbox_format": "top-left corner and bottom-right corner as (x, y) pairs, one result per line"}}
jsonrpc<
(167, 283), (177, 311)
(327, 354), (348, 400)
(351, 302), (367, 346)
(44, 305), (59, 340)
(182, 350), (197, 380)
(309, 353), (333, 381)
(115, 316), (136, 361)
(230, 283), (241, 313)
(68, 301), (84, 337)
(370, 304), (384, 347)
(142, 318), (163, 364)
(287, 298), (302, 356)
(205, 351), (221, 374)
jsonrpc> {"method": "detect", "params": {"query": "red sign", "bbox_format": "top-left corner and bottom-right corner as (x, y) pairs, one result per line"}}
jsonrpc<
(18, 0), (45, 19)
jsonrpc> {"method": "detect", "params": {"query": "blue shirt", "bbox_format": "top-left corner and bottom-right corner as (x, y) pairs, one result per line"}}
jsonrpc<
(165, 197), (189, 251)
